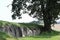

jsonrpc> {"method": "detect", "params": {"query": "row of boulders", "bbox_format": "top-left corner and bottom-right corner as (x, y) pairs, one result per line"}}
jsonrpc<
(0, 25), (41, 37)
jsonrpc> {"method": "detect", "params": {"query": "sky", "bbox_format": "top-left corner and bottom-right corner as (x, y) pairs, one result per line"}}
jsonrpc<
(0, 0), (38, 23)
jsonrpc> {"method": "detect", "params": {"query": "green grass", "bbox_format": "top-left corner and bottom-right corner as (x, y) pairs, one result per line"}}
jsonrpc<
(0, 31), (11, 40)
(0, 20), (41, 28)
(0, 30), (60, 40)
(0, 20), (20, 27)
(0, 20), (60, 40)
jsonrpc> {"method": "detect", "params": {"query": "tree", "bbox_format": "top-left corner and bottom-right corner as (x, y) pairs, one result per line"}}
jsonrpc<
(11, 0), (60, 31)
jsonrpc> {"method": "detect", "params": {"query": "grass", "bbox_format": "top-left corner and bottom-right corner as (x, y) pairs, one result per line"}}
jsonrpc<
(0, 20), (42, 28)
(0, 31), (11, 40)
(0, 20), (20, 27)
(0, 30), (60, 40)
(0, 20), (60, 40)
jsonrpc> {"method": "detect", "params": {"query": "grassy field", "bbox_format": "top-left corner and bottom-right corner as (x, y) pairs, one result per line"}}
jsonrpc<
(0, 30), (60, 40)
(0, 20), (60, 40)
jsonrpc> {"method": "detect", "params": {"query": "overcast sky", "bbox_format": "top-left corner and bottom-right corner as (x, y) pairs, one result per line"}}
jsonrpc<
(0, 0), (38, 23)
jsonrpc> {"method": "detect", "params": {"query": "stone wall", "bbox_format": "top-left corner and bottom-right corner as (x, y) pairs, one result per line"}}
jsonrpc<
(0, 25), (41, 37)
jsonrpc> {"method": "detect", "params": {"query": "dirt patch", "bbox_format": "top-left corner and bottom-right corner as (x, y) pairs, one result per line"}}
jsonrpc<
(51, 24), (60, 31)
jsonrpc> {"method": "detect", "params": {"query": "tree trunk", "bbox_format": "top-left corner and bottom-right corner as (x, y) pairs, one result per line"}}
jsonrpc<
(42, 8), (52, 32)
(41, 0), (52, 32)
(43, 17), (51, 31)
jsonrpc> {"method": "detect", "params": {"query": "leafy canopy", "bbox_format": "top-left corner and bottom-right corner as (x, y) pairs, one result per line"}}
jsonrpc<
(11, 0), (60, 24)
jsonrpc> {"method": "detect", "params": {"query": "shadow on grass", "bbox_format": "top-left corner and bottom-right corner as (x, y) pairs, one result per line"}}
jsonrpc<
(0, 31), (11, 40)
(29, 30), (60, 38)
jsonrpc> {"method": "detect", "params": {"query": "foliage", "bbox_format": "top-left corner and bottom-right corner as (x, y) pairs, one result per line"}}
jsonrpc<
(11, 0), (60, 22)
(11, 0), (60, 31)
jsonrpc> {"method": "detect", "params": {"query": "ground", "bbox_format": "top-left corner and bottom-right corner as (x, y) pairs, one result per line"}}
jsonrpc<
(0, 24), (60, 40)
(51, 24), (60, 31)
